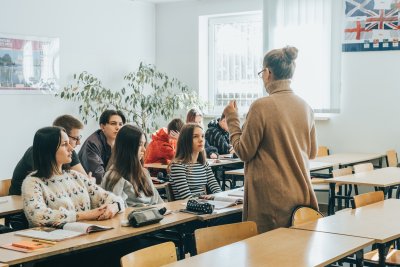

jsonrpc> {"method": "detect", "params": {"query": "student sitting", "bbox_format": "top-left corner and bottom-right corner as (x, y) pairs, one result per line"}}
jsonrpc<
(10, 115), (87, 196)
(79, 109), (126, 184)
(205, 114), (235, 155)
(186, 108), (218, 159)
(169, 123), (221, 200)
(22, 127), (124, 227)
(144, 118), (184, 165)
(101, 125), (163, 207)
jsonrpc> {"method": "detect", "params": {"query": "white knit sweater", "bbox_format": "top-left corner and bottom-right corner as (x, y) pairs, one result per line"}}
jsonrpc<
(22, 170), (124, 227)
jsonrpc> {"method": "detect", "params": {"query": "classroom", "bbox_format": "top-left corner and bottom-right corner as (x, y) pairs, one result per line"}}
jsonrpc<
(1, 0), (400, 266)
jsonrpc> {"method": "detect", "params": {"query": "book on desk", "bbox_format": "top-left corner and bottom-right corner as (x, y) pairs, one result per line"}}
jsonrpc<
(15, 222), (113, 241)
(199, 195), (243, 210)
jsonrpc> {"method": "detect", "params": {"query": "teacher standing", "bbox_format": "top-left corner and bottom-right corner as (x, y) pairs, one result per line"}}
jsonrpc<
(223, 46), (318, 233)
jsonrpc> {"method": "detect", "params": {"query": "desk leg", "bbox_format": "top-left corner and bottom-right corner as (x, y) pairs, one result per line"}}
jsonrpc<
(329, 183), (336, 215)
(354, 249), (364, 267)
(378, 244), (386, 267)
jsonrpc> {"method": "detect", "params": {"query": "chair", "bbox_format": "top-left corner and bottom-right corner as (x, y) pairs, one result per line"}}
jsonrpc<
(351, 191), (399, 265)
(353, 162), (374, 173)
(0, 179), (11, 197)
(194, 221), (258, 254)
(351, 191), (384, 209)
(317, 146), (330, 157)
(386, 149), (398, 167)
(291, 206), (324, 227)
(120, 241), (177, 267)
(331, 167), (354, 209)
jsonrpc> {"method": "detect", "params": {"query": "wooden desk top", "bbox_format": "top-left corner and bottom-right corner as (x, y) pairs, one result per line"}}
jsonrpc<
(315, 152), (385, 165)
(326, 167), (400, 187)
(0, 204), (197, 265)
(0, 195), (22, 217)
(293, 198), (400, 243)
(163, 228), (374, 267)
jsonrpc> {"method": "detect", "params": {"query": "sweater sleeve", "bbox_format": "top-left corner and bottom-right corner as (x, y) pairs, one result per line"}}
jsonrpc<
(170, 163), (192, 200)
(22, 177), (76, 226)
(205, 163), (222, 194)
(225, 104), (264, 162)
(77, 171), (125, 212)
(205, 140), (219, 157)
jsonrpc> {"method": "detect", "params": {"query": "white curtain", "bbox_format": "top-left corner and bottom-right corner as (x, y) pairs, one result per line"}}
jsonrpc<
(263, 0), (342, 113)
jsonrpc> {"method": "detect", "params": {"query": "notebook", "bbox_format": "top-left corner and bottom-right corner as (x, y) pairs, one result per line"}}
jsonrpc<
(15, 222), (113, 241)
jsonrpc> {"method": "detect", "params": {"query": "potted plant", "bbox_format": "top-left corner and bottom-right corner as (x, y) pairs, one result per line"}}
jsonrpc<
(57, 62), (205, 135)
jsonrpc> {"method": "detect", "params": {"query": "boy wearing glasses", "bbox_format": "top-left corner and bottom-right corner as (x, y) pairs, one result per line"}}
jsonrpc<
(79, 109), (126, 184)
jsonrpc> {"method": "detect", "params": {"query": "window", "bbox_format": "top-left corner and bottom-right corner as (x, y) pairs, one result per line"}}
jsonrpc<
(264, 0), (341, 113)
(199, 12), (263, 116)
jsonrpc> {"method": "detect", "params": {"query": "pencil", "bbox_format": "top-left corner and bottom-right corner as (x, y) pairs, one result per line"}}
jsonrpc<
(32, 239), (57, 245)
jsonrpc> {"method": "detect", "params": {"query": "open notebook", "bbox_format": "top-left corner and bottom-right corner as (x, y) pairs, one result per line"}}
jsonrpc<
(199, 196), (243, 210)
(227, 188), (244, 198)
(15, 222), (113, 241)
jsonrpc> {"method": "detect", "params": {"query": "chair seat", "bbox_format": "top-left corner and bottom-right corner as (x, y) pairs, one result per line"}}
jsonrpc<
(364, 248), (400, 265)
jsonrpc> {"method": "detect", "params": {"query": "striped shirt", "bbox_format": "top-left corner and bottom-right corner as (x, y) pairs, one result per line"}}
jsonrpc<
(170, 162), (221, 200)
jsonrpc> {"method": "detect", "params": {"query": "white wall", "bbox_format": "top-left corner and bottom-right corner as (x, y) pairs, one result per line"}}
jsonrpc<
(0, 0), (156, 178)
(317, 51), (400, 154)
(156, 0), (263, 90)
(157, 0), (400, 156)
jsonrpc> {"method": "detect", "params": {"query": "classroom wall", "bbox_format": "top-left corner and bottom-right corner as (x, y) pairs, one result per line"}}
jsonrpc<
(156, 0), (400, 156)
(0, 0), (156, 178)
(155, 0), (263, 91)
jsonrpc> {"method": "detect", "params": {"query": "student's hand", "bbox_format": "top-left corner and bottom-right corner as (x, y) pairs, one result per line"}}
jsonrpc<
(169, 130), (180, 140)
(209, 153), (218, 159)
(199, 194), (214, 200)
(97, 204), (118, 220)
(77, 208), (105, 221)
(224, 100), (238, 116)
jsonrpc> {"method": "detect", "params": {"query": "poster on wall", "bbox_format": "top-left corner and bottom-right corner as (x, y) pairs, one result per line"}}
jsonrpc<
(0, 33), (59, 93)
(343, 0), (400, 52)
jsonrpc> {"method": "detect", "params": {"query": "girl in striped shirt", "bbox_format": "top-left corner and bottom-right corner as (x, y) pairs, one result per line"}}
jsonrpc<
(169, 123), (221, 200)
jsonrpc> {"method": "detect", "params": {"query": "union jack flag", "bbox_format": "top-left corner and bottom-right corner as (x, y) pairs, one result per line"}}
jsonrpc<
(343, 0), (400, 51)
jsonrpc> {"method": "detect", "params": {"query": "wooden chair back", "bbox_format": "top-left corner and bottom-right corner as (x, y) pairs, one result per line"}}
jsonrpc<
(317, 146), (330, 157)
(353, 163), (373, 173)
(352, 191), (384, 209)
(120, 241), (177, 267)
(291, 206), (324, 227)
(386, 149), (398, 167)
(332, 167), (352, 178)
(194, 221), (258, 254)
(0, 179), (11, 197)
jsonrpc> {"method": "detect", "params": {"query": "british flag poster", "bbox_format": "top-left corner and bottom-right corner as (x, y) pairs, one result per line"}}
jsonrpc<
(343, 0), (400, 52)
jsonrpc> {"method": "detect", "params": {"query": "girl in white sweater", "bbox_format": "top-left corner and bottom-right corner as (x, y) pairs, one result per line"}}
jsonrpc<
(22, 126), (124, 227)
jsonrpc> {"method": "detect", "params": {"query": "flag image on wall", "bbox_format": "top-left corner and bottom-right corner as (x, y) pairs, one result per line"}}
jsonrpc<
(343, 0), (400, 52)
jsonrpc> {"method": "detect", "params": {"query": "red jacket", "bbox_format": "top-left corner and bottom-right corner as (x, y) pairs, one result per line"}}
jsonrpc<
(145, 128), (176, 164)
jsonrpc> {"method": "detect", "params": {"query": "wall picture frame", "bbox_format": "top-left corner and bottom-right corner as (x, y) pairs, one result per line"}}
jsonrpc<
(0, 33), (59, 94)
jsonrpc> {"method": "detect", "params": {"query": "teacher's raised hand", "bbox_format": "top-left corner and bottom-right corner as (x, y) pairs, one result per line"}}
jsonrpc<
(223, 100), (238, 116)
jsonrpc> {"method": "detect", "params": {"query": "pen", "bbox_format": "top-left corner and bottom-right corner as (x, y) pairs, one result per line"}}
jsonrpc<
(32, 239), (57, 245)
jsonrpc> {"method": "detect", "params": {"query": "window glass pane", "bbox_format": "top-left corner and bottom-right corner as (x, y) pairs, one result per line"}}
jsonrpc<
(209, 13), (263, 115)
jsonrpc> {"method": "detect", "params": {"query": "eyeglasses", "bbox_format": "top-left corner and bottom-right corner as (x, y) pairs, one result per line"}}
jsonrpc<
(68, 135), (82, 142)
(258, 68), (267, 78)
(108, 121), (124, 127)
